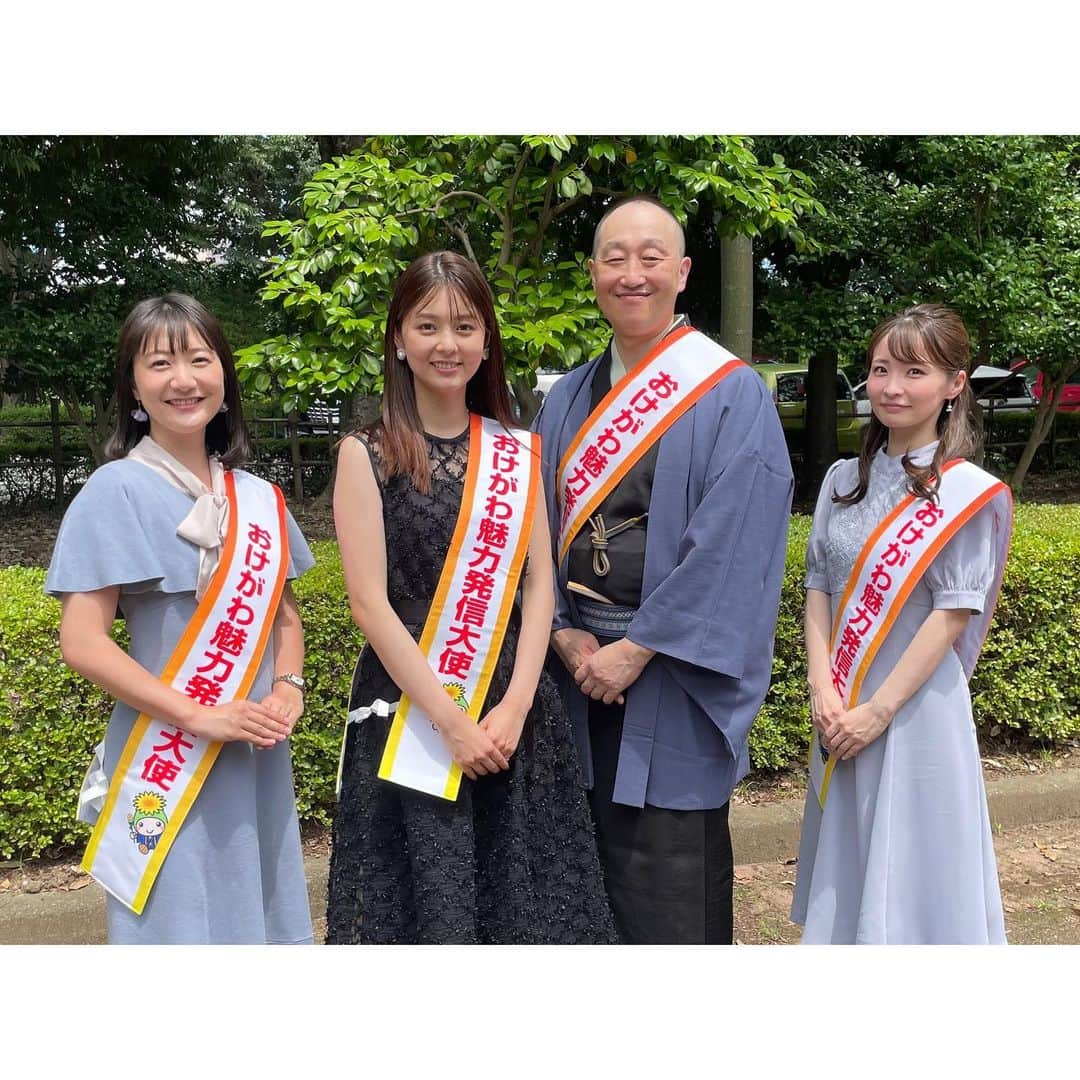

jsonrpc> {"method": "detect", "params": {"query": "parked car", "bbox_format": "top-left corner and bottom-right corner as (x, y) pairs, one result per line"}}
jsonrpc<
(296, 398), (342, 435)
(852, 364), (1036, 418)
(1010, 360), (1080, 413)
(532, 368), (571, 404)
(752, 362), (864, 456)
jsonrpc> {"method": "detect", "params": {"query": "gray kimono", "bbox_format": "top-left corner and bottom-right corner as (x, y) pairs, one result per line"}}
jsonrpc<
(534, 334), (793, 809)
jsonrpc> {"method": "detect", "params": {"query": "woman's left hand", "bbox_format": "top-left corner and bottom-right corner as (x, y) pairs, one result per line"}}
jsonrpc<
(478, 700), (528, 761)
(821, 698), (893, 761)
(259, 682), (304, 738)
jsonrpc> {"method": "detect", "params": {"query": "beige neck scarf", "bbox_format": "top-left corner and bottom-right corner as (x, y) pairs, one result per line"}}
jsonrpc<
(127, 436), (229, 600)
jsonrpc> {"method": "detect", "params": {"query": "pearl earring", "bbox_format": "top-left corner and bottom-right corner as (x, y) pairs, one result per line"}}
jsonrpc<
(131, 403), (149, 422)
(482, 348), (489, 361)
(396, 348), (406, 361)
(946, 400), (954, 414)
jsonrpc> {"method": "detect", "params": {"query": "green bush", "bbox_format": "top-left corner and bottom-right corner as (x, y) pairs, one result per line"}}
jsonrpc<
(982, 409), (1080, 471)
(2, 507), (1078, 859)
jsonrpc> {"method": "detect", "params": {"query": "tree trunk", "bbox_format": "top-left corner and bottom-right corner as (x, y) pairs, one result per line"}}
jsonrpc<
(61, 388), (106, 466)
(1011, 379), (1064, 493)
(512, 373), (541, 427)
(719, 234), (753, 361)
(50, 397), (64, 506)
(288, 412), (305, 501)
(804, 349), (839, 501)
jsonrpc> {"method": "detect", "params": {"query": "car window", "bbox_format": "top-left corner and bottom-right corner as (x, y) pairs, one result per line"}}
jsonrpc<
(776, 374), (806, 403)
(973, 375), (1030, 400)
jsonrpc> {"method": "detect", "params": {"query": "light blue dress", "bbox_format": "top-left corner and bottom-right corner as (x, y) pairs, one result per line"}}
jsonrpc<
(45, 458), (316, 944)
(790, 445), (1007, 944)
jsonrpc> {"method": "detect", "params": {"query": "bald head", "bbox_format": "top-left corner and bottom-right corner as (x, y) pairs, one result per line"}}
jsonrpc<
(592, 196), (686, 259)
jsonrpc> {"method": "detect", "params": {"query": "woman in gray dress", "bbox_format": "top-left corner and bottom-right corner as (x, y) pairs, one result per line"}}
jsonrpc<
(46, 294), (315, 944)
(791, 304), (1011, 944)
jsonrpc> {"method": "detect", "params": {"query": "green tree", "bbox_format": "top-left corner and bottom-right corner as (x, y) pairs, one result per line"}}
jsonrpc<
(236, 135), (821, 425)
(756, 135), (1080, 492)
(0, 135), (320, 461)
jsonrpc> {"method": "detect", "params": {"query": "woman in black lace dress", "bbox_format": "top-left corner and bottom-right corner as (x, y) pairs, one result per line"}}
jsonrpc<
(326, 251), (617, 944)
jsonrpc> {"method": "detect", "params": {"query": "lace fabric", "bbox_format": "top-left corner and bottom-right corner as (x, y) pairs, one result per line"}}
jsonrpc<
(326, 425), (617, 944)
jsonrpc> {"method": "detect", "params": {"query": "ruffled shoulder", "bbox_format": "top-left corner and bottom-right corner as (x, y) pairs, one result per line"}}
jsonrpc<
(45, 458), (201, 597)
(804, 457), (855, 592)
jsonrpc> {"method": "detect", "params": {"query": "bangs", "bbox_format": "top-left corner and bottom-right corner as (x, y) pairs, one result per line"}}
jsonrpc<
(133, 308), (211, 358)
(874, 309), (965, 374)
(414, 284), (483, 326)
(884, 319), (936, 366)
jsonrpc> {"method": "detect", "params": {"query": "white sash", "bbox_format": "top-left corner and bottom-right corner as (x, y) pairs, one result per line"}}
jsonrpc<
(556, 326), (744, 562)
(810, 459), (1012, 808)
(82, 470), (289, 913)
(377, 415), (539, 801)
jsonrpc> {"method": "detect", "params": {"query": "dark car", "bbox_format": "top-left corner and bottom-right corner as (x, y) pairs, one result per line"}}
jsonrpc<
(297, 398), (342, 435)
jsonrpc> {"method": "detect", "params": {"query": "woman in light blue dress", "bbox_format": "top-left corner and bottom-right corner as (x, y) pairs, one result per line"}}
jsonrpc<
(46, 294), (315, 944)
(791, 304), (1010, 944)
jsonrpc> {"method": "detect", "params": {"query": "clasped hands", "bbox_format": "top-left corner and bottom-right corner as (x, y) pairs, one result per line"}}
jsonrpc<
(551, 627), (653, 705)
(810, 680), (894, 761)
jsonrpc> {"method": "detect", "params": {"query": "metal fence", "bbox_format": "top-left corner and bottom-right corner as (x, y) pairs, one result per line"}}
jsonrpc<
(0, 413), (343, 509)
(0, 405), (1076, 510)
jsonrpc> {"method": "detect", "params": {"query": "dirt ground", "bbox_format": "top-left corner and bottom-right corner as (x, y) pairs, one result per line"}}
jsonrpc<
(4, 786), (1077, 945)
(732, 817), (1080, 945)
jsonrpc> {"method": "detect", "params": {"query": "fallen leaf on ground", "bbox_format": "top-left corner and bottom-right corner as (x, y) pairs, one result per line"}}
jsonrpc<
(60, 878), (92, 892)
(1034, 840), (1059, 862)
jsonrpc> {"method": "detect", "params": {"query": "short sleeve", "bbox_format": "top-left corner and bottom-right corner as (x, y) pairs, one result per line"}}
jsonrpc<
(924, 501), (998, 613)
(804, 458), (848, 593)
(45, 461), (180, 597)
(285, 509), (316, 580)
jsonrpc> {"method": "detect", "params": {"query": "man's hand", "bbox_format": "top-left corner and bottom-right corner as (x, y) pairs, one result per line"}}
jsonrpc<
(574, 638), (655, 705)
(551, 627), (601, 676)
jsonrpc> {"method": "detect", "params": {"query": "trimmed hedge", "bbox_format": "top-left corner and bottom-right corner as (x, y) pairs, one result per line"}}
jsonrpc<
(2, 505), (1078, 858)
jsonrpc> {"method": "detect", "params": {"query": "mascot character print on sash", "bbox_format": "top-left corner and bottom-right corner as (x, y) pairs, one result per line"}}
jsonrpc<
(128, 792), (169, 855)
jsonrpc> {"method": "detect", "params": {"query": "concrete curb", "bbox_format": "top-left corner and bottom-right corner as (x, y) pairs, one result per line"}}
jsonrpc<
(731, 766), (1080, 864)
(3, 766), (1078, 946)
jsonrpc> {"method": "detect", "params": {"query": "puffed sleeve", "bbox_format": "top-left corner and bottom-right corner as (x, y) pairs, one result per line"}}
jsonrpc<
(44, 461), (178, 597)
(285, 509), (316, 580)
(924, 501), (998, 613)
(804, 458), (848, 594)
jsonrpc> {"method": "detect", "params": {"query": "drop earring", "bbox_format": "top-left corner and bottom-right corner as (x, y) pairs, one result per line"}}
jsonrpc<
(131, 402), (149, 422)
(946, 400), (954, 414)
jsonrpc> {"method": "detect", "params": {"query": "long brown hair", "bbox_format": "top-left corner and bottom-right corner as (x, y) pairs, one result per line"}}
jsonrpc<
(104, 293), (253, 467)
(363, 251), (517, 493)
(836, 303), (979, 506)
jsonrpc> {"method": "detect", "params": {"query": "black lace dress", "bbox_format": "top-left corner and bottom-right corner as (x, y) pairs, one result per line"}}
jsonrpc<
(325, 425), (617, 944)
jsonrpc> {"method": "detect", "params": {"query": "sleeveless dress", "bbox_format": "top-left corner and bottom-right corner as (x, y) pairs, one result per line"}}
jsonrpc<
(45, 458), (315, 944)
(325, 426), (618, 944)
(790, 444), (1007, 944)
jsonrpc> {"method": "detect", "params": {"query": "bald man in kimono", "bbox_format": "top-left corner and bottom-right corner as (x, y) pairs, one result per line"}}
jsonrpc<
(533, 196), (793, 944)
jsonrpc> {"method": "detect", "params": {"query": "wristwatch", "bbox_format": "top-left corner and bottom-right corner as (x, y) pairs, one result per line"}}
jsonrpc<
(273, 673), (306, 692)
